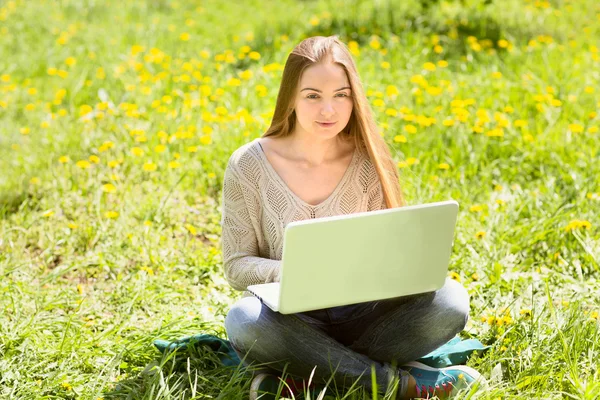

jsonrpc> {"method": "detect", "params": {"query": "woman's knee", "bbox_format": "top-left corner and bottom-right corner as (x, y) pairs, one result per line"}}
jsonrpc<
(437, 277), (470, 331)
(224, 296), (266, 352)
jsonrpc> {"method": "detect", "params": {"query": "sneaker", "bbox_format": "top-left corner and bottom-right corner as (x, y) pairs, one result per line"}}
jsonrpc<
(249, 372), (316, 400)
(401, 361), (487, 399)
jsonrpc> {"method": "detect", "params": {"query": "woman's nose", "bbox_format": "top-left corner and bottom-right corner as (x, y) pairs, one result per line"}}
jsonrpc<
(320, 102), (335, 117)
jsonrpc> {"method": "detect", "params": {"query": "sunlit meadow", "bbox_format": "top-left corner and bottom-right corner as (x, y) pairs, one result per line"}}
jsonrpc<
(0, 0), (599, 398)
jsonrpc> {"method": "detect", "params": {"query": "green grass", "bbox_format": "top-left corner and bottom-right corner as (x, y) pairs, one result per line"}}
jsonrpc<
(0, 0), (599, 398)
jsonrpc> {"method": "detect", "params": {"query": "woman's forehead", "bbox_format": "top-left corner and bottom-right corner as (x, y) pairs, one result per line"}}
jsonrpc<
(299, 62), (350, 88)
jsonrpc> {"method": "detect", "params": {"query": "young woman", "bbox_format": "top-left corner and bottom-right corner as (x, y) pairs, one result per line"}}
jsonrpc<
(221, 35), (485, 399)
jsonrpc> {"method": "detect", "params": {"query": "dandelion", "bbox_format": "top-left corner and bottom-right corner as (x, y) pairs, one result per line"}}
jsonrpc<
(61, 381), (72, 391)
(470, 205), (483, 212)
(437, 60), (448, 68)
(105, 211), (119, 219)
(185, 224), (197, 235)
(423, 62), (436, 71)
(449, 271), (461, 281)
(144, 220), (153, 227)
(248, 51), (260, 60)
(43, 210), (54, 218)
(475, 231), (486, 239)
(102, 183), (116, 193)
(89, 155), (100, 164)
(564, 219), (592, 232)
(491, 71), (503, 79)
(471, 273), (480, 281)
(200, 135), (212, 145)
(438, 163), (450, 170)
(68, 223), (78, 229)
(442, 118), (455, 127)
(140, 266), (154, 276)
(393, 135), (407, 143)
(168, 161), (180, 169)
(404, 124), (417, 134)
(76, 160), (91, 169)
(154, 144), (166, 153)
(386, 85), (399, 97)
(520, 309), (532, 318)
(59, 156), (70, 164)
(207, 172), (216, 179)
(180, 32), (190, 41)
(131, 147), (144, 157)
(143, 162), (158, 172)
(569, 123), (584, 134)
(381, 61), (390, 69)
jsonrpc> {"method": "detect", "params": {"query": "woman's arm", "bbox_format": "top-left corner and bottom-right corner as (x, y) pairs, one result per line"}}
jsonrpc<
(220, 156), (281, 291)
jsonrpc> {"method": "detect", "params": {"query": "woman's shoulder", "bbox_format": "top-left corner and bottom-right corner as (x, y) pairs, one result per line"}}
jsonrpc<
(226, 139), (264, 181)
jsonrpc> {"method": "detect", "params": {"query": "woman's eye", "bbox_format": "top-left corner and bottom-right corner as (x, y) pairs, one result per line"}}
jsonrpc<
(307, 94), (319, 99)
(336, 93), (349, 97)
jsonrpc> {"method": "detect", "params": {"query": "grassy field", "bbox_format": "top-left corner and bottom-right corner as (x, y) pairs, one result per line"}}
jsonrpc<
(1, 0), (599, 398)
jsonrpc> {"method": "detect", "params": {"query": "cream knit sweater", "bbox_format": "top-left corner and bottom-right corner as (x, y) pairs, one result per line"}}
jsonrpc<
(220, 138), (386, 292)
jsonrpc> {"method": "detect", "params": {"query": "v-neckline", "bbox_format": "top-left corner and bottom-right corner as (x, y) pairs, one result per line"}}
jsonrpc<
(254, 138), (359, 208)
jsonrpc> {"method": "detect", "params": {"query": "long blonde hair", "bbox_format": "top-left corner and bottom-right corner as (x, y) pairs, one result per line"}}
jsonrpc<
(263, 35), (405, 209)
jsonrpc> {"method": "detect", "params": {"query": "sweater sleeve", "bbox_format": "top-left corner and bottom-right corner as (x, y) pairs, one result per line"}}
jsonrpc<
(220, 155), (281, 291)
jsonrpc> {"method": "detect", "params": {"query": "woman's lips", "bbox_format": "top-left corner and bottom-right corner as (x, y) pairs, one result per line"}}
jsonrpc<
(317, 121), (337, 127)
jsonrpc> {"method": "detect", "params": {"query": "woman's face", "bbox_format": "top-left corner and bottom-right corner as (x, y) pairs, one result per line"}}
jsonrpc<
(292, 61), (353, 140)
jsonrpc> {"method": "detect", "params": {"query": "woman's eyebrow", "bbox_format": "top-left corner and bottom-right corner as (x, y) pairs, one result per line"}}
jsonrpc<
(300, 86), (352, 93)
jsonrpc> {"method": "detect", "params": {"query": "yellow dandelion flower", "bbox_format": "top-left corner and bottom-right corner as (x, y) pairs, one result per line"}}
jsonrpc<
(520, 309), (532, 318)
(42, 210), (54, 218)
(491, 71), (503, 79)
(393, 135), (407, 143)
(65, 56), (76, 67)
(442, 119), (455, 127)
(434, 45), (443, 54)
(437, 60), (448, 68)
(470, 205), (483, 212)
(185, 224), (197, 235)
(200, 135), (212, 145)
(239, 70), (253, 80)
(471, 272), (479, 281)
(475, 231), (486, 239)
(248, 51), (261, 60)
(404, 125), (417, 134)
(569, 123), (584, 133)
(30, 177), (41, 185)
(143, 162), (157, 172)
(180, 32), (190, 41)
(105, 211), (119, 219)
(438, 163), (450, 170)
(131, 147), (144, 157)
(168, 161), (180, 169)
(423, 62), (436, 71)
(187, 146), (198, 153)
(584, 86), (595, 94)
(449, 271), (461, 281)
(154, 144), (166, 153)
(406, 157), (419, 166)
(589, 126), (599, 134)
(59, 156), (70, 164)
(76, 160), (91, 169)
(369, 38), (381, 50)
(215, 106), (227, 115)
(564, 219), (592, 232)
(381, 61), (390, 69)
(102, 183), (116, 193)
(67, 223), (78, 230)
(386, 85), (399, 97)
(207, 172), (216, 179)
(89, 155), (100, 164)
(20, 127), (30, 135)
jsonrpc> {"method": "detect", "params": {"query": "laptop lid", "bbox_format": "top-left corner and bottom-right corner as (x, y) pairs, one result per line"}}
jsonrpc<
(276, 200), (459, 314)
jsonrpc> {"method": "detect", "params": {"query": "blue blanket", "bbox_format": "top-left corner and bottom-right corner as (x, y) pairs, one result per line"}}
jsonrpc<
(154, 334), (488, 369)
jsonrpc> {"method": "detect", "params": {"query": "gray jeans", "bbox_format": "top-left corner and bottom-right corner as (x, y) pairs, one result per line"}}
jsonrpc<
(224, 278), (469, 394)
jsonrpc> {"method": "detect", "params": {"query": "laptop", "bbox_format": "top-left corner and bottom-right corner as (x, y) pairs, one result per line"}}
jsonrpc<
(247, 200), (459, 314)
